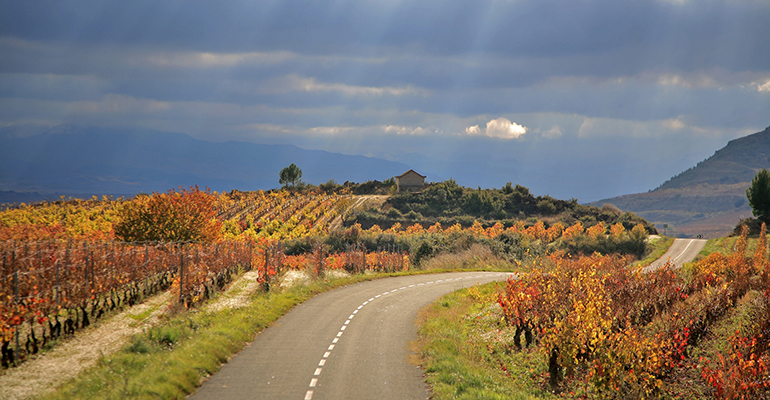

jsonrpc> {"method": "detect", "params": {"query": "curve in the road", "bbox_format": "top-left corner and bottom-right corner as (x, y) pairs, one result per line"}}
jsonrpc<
(190, 240), (705, 399)
(189, 271), (514, 400)
(643, 238), (707, 273)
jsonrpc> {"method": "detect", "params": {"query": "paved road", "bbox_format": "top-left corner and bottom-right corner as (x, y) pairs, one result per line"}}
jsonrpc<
(189, 271), (514, 400)
(643, 238), (707, 272)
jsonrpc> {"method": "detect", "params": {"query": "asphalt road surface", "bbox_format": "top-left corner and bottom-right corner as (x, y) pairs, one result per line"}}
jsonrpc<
(643, 238), (708, 272)
(189, 271), (514, 400)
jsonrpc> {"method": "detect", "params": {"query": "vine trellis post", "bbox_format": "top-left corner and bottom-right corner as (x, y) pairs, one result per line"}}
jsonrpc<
(178, 245), (185, 304)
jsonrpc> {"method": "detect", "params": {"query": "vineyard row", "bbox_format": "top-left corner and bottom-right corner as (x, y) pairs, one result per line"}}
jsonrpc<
(0, 239), (408, 368)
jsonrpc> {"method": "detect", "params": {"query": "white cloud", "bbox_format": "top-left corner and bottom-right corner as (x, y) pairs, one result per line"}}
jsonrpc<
(271, 75), (427, 97)
(757, 79), (770, 93)
(306, 126), (357, 135)
(145, 50), (298, 68)
(384, 125), (434, 135)
(484, 118), (528, 139)
(662, 118), (686, 130)
(541, 125), (562, 139)
(465, 118), (527, 139)
(656, 73), (719, 89)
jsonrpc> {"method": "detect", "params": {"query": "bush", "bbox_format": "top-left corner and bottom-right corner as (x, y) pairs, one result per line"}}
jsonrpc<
(560, 225), (647, 258)
(319, 179), (341, 193)
(114, 186), (221, 242)
(386, 208), (402, 219)
(405, 210), (423, 220)
(284, 236), (316, 255)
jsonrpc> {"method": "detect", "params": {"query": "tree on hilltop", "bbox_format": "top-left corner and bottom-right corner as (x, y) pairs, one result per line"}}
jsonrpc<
(279, 163), (304, 189)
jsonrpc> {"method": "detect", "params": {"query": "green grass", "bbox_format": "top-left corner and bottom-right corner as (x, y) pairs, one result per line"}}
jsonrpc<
(633, 236), (675, 268)
(697, 236), (738, 259)
(41, 274), (382, 400)
(41, 263), (524, 400)
(696, 235), (769, 261)
(415, 283), (554, 400)
(126, 303), (162, 322)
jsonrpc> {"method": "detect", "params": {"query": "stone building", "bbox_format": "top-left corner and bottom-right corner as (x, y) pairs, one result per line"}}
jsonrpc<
(395, 170), (426, 193)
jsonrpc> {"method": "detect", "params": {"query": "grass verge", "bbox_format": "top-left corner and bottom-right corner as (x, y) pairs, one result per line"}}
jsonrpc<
(40, 263), (518, 400)
(697, 236), (738, 259)
(415, 282), (554, 400)
(634, 236), (675, 268)
(40, 274), (379, 400)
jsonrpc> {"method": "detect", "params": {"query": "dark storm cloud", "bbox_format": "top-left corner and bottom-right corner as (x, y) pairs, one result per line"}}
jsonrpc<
(1, 0), (770, 200)
(3, 0), (770, 74)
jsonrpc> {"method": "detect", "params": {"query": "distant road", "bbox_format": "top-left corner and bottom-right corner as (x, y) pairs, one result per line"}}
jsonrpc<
(643, 238), (708, 273)
(189, 271), (513, 400)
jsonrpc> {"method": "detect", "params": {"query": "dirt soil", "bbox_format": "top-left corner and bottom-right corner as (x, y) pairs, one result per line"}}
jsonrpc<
(0, 270), (271, 400)
(328, 195), (388, 231)
(0, 291), (171, 400)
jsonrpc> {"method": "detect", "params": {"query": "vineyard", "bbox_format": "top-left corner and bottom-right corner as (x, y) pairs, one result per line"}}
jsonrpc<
(0, 186), (653, 370)
(3, 185), (768, 398)
(0, 188), (359, 368)
(494, 225), (770, 399)
(216, 190), (353, 241)
(0, 190), (353, 243)
(0, 196), (120, 241)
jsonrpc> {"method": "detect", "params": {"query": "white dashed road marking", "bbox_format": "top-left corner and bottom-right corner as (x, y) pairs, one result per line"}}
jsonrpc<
(303, 272), (513, 400)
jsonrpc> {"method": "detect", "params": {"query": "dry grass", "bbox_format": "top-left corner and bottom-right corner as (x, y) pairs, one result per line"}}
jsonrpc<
(204, 270), (263, 312)
(421, 244), (510, 270)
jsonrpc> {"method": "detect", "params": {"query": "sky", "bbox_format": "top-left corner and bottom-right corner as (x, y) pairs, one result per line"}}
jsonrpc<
(1, 0), (770, 202)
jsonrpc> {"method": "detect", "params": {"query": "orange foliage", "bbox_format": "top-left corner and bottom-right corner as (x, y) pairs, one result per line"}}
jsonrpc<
(562, 222), (584, 240)
(114, 186), (221, 242)
(586, 222), (606, 239)
(405, 223), (425, 235)
(485, 222), (505, 238)
(609, 222), (625, 237)
(544, 222), (564, 242)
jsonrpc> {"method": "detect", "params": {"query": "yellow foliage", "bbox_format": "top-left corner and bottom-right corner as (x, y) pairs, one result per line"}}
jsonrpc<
(586, 222), (606, 239)
(610, 222), (625, 237)
(562, 222), (584, 240)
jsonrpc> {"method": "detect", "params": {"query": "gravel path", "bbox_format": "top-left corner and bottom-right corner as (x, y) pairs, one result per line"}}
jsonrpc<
(0, 292), (171, 400)
(0, 269), (269, 400)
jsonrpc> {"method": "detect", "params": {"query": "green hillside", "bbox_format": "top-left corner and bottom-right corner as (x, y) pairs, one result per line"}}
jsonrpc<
(656, 126), (770, 189)
(346, 179), (655, 233)
(594, 126), (770, 238)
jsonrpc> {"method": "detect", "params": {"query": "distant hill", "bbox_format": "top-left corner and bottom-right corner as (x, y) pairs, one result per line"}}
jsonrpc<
(0, 125), (412, 202)
(594, 126), (770, 238)
(655, 126), (770, 190)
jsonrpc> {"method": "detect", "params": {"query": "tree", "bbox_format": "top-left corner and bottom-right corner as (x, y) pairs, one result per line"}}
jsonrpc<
(747, 169), (770, 221)
(279, 163), (303, 188)
(114, 186), (221, 242)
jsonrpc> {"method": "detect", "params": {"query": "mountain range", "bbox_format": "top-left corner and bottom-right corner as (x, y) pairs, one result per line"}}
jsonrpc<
(5, 124), (770, 239)
(0, 125), (412, 202)
(594, 126), (770, 238)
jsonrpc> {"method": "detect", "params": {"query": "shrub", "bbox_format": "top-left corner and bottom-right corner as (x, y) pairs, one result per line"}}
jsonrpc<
(386, 208), (402, 219)
(405, 210), (423, 220)
(114, 186), (221, 242)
